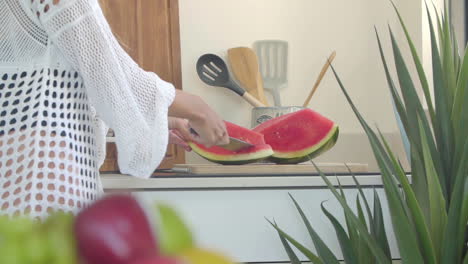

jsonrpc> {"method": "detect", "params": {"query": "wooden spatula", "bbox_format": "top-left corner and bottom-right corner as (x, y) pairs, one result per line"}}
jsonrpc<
(302, 51), (337, 107)
(227, 47), (269, 106)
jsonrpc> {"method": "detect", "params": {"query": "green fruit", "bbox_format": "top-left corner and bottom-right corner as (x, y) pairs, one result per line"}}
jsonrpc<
(0, 238), (23, 264)
(44, 212), (78, 264)
(0, 216), (34, 238)
(24, 230), (50, 263)
(155, 203), (194, 255)
(0, 212), (79, 264)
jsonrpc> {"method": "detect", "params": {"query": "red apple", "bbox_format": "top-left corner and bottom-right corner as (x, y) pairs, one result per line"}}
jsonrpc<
(74, 194), (158, 264)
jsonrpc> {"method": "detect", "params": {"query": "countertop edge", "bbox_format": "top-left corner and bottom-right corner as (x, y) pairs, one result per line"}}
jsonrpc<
(100, 174), (391, 190)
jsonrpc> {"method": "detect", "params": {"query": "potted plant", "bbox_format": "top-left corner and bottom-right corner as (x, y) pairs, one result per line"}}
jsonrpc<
(269, 1), (468, 263)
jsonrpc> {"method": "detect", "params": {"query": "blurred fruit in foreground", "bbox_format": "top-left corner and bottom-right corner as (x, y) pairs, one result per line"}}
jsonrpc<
(155, 203), (194, 255)
(42, 212), (78, 264)
(0, 212), (78, 264)
(180, 248), (235, 264)
(74, 194), (158, 264)
(0, 195), (236, 264)
(129, 255), (182, 264)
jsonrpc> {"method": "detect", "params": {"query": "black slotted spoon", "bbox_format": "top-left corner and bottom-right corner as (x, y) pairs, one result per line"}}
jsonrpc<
(196, 54), (264, 107)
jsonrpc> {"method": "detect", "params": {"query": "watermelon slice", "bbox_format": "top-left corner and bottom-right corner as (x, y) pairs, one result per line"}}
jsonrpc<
(253, 108), (339, 164)
(189, 122), (274, 165)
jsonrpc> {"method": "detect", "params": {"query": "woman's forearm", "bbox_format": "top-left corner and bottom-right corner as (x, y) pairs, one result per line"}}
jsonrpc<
(168, 90), (204, 122)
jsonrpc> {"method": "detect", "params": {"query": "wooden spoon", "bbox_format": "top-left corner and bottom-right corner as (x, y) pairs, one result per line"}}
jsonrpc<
(302, 51), (337, 107)
(227, 47), (269, 106)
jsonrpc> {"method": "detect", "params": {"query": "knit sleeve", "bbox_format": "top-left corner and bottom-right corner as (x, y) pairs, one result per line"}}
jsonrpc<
(28, 0), (176, 178)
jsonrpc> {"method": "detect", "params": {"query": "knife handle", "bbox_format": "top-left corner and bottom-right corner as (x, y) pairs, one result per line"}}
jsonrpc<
(189, 128), (199, 136)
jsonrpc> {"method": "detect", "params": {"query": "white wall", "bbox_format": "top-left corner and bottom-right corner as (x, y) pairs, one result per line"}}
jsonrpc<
(451, 0), (466, 50)
(179, 0), (422, 170)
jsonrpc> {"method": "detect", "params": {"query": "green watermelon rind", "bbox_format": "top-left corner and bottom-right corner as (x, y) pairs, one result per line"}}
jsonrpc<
(269, 125), (339, 164)
(188, 143), (274, 165)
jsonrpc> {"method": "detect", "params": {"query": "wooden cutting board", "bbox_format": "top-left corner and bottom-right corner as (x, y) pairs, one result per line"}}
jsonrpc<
(173, 163), (368, 175)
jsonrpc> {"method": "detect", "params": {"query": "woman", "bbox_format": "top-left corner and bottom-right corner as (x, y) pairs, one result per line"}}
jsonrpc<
(0, 0), (229, 219)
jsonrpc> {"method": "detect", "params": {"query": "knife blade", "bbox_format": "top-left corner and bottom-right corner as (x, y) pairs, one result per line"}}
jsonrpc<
(189, 128), (254, 151)
(219, 137), (254, 151)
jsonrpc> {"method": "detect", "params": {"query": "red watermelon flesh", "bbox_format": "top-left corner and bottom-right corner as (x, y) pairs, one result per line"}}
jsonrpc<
(189, 121), (273, 165)
(253, 108), (338, 164)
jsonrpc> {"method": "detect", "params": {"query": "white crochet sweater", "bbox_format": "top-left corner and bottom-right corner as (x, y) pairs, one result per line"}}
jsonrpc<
(0, 0), (176, 219)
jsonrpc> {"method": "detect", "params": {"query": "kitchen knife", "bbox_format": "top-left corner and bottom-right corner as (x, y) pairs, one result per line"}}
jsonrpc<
(189, 128), (253, 151)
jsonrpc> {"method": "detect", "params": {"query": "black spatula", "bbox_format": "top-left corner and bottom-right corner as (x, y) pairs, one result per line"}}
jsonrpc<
(196, 54), (265, 107)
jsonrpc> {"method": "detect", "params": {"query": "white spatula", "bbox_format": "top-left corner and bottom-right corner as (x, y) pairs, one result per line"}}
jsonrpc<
(254, 40), (289, 107)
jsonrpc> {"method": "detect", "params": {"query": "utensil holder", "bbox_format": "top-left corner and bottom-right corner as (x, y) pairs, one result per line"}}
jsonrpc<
(251, 106), (304, 128)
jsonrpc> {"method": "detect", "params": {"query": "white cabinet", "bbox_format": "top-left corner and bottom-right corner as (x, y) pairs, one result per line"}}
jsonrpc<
(101, 174), (400, 263)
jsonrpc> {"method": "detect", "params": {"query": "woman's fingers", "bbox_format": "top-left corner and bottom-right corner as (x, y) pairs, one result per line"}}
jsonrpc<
(169, 130), (192, 151)
(168, 91), (229, 148)
(169, 116), (229, 148)
(189, 119), (229, 148)
(175, 119), (197, 142)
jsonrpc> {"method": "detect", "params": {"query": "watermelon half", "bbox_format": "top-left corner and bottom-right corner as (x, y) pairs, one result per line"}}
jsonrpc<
(253, 108), (339, 164)
(189, 122), (274, 165)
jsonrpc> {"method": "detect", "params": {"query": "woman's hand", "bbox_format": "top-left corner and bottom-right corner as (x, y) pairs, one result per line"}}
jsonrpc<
(168, 117), (194, 151)
(168, 90), (229, 148)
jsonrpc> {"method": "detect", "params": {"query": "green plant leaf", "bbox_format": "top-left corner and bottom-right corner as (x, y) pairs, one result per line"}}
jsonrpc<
(389, 0), (435, 124)
(378, 129), (437, 264)
(452, 44), (468, 120)
(349, 168), (373, 225)
(457, 177), (468, 259)
(330, 60), (425, 263)
(329, 60), (393, 175)
(372, 189), (392, 260)
(356, 196), (367, 230)
(348, 166), (391, 261)
(451, 45), (468, 153)
(267, 219), (323, 264)
(288, 194), (340, 264)
(426, 3), (454, 192)
(338, 181), (360, 255)
(440, 141), (468, 263)
(374, 27), (409, 137)
(410, 147), (431, 220)
(312, 163), (392, 263)
(330, 56), (411, 207)
(430, 2), (445, 53)
(441, 2), (457, 105)
(330, 23), (452, 260)
(375, 25), (443, 207)
(387, 24), (440, 161)
(274, 220), (302, 264)
(452, 26), (461, 78)
(321, 202), (359, 264)
(452, 46), (468, 180)
(377, 158), (425, 264)
(418, 118), (447, 261)
(356, 196), (373, 264)
(388, 17), (448, 202)
(387, 26), (421, 153)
